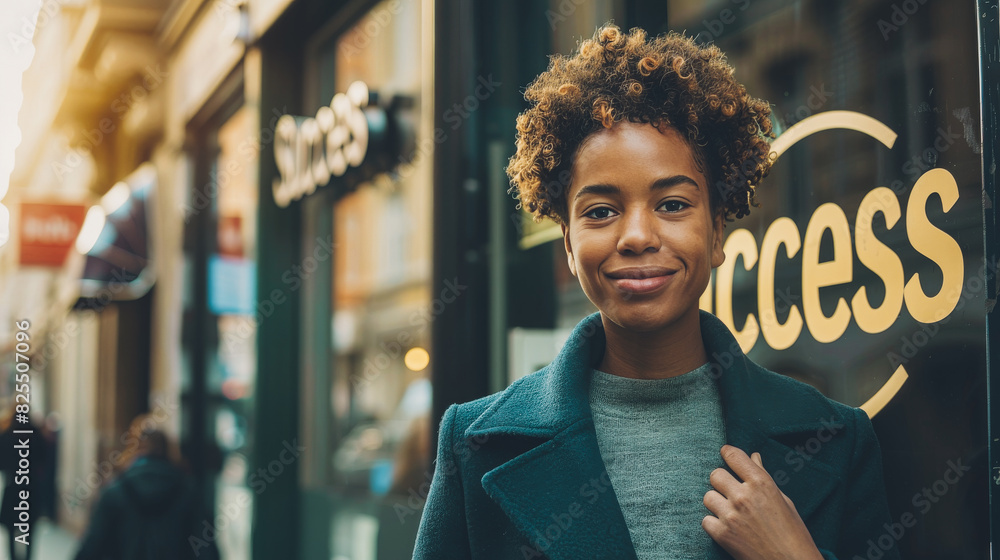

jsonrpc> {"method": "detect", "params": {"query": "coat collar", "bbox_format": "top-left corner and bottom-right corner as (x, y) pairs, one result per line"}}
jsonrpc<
(466, 311), (847, 559)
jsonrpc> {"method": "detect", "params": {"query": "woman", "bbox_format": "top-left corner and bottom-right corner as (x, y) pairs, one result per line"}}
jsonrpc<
(413, 24), (898, 560)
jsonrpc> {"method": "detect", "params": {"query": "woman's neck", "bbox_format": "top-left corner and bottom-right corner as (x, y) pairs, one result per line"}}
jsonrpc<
(596, 309), (709, 379)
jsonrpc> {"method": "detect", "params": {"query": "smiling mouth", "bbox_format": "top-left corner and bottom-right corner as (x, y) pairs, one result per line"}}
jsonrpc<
(607, 272), (676, 294)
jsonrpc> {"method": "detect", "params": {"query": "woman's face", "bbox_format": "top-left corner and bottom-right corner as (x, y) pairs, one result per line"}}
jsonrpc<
(561, 121), (725, 332)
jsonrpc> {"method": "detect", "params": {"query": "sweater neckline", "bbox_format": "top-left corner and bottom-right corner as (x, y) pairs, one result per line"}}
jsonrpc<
(588, 362), (714, 409)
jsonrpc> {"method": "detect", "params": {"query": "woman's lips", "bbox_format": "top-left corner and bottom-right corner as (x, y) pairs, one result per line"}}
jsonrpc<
(610, 273), (674, 294)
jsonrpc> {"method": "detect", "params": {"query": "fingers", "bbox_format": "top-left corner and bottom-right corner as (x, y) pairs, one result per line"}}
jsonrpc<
(720, 444), (766, 483)
(709, 466), (742, 498)
(703, 489), (728, 516)
(701, 514), (725, 539)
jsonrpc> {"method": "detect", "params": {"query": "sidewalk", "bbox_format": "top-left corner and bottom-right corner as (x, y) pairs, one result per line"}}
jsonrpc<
(0, 518), (78, 560)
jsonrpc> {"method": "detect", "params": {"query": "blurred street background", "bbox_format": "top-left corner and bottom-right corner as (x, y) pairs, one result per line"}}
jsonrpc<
(0, 0), (995, 559)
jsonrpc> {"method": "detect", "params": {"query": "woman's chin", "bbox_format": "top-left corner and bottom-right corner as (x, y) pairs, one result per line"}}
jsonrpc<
(601, 308), (680, 334)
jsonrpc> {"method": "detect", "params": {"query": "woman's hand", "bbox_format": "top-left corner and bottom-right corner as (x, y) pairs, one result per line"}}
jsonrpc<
(702, 444), (825, 560)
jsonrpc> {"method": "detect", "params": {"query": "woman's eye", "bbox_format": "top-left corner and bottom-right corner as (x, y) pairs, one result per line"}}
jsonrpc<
(660, 200), (689, 213)
(583, 207), (615, 219)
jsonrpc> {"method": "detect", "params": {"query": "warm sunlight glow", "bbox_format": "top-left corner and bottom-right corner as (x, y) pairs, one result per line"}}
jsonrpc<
(0, 1), (42, 249)
(100, 181), (131, 214)
(75, 206), (106, 254)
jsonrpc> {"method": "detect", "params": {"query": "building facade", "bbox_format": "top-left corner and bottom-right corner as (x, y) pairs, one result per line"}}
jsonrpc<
(3, 0), (998, 558)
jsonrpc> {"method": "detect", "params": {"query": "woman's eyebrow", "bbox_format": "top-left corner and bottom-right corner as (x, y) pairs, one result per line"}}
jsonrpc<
(573, 175), (701, 201)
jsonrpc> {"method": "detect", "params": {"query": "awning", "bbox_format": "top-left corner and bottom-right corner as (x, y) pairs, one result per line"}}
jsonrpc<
(75, 162), (156, 302)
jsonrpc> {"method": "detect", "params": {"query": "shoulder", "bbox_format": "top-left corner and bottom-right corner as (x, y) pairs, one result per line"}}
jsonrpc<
(740, 357), (875, 463)
(439, 366), (554, 440)
(700, 309), (860, 431)
(750, 358), (855, 413)
(747, 356), (866, 423)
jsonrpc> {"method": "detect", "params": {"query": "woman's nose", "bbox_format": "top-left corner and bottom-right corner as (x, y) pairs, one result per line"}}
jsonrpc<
(616, 210), (660, 255)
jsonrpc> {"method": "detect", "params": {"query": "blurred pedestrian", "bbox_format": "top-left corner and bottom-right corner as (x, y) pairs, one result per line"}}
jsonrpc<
(39, 412), (60, 521)
(72, 425), (219, 560)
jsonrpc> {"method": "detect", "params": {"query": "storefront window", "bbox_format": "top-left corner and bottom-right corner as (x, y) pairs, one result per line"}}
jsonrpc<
(183, 101), (259, 560)
(315, 0), (434, 558)
(209, 104), (258, 560)
(682, 3), (989, 555)
(533, 3), (988, 556)
(549, 0), (625, 56)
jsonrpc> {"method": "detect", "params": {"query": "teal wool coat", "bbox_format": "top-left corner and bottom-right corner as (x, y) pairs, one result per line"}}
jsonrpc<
(413, 311), (901, 560)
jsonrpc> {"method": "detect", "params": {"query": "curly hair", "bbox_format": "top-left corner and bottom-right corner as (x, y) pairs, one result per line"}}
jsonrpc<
(506, 24), (775, 226)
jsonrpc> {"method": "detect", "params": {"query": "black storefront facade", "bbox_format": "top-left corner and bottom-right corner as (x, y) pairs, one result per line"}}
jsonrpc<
(242, 0), (1000, 558)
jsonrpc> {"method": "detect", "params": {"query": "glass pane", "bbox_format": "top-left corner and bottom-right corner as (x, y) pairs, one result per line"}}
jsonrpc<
(665, 2), (986, 558)
(323, 0), (433, 559)
(209, 104), (259, 560)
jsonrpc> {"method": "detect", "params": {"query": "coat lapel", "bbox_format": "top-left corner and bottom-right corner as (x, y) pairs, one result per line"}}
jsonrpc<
(477, 420), (638, 560)
(466, 313), (637, 559)
(700, 311), (846, 559)
(467, 310), (847, 560)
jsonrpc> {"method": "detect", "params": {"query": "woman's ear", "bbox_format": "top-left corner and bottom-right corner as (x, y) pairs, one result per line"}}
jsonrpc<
(711, 211), (726, 269)
(561, 222), (577, 277)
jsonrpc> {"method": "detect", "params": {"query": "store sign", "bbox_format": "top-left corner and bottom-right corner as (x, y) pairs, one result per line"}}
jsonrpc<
(18, 202), (87, 267)
(705, 110), (962, 418)
(272, 81), (371, 207)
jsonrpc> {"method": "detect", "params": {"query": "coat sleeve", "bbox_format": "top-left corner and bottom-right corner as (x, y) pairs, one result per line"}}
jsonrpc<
(412, 404), (473, 559)
(818, 407), (901, 560)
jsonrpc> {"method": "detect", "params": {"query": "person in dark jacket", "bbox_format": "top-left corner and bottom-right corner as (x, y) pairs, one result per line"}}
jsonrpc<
(413, 23), (900, 560)
(72, 427), (219, 560)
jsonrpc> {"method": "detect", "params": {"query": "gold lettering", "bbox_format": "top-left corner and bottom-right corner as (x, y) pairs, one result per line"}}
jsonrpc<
(758, 218), (803, 350)
(852, 187), (905, 334)
(802, 203), (852, 343)
(904, 169), (964, 322)
(715, 229), (759, 353)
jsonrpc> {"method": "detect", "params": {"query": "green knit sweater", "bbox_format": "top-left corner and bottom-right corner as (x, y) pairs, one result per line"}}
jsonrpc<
(588, 363), (726, 559)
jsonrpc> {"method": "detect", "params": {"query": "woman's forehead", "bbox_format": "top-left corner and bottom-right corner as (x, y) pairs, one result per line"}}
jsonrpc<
(569, 122), (707, 192)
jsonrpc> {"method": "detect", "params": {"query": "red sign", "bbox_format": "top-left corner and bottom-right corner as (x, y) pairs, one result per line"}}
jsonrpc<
(218, 215), (244, 258)
(19, 203), (87, 267)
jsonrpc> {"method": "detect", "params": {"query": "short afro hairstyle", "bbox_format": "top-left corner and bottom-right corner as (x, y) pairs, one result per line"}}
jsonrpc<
(506, 24), (775, 226)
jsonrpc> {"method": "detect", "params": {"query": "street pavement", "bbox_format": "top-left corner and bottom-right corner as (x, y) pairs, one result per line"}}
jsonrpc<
(0, 518), (78, 560)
